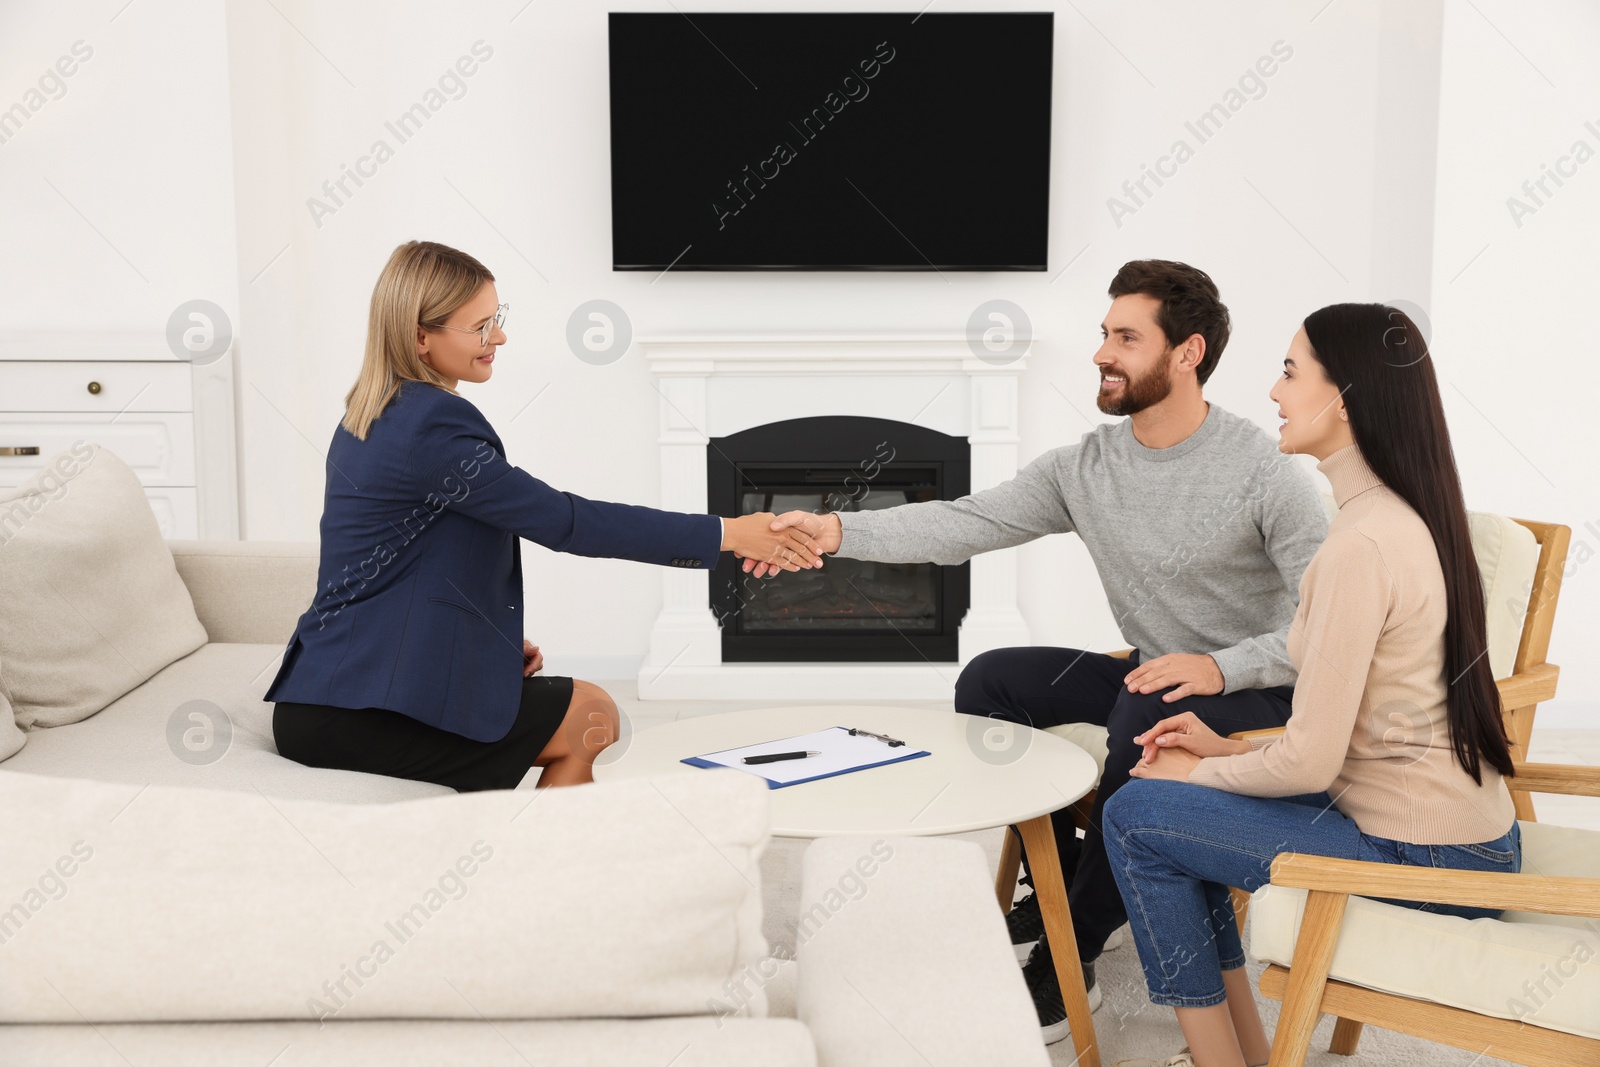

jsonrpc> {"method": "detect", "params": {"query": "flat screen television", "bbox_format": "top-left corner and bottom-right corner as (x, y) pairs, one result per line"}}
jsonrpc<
(608, 12), (1053, 271)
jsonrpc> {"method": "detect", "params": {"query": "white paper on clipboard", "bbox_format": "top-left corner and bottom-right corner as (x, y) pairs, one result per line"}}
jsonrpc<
(682, 726), (930, 788)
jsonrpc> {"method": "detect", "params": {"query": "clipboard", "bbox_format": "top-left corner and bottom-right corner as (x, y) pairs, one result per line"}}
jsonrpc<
(682, 726), (931, 789)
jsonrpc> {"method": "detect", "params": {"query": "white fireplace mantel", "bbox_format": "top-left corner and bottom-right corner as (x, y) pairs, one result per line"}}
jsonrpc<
(638, 332), (1032, 701)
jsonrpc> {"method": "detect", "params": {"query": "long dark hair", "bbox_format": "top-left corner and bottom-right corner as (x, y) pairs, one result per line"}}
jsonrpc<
(1303, 303), (1514, 784)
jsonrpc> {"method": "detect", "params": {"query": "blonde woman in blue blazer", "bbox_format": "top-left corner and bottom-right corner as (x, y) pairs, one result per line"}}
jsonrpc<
(266, 241), (819, 790)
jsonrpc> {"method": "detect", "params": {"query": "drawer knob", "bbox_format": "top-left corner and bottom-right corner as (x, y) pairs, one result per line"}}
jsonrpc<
(0, 447), (42, 457)
(87, 380), (103, 395)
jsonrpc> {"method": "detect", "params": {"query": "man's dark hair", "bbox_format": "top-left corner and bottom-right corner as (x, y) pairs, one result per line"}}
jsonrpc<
(1107, 260), (1231, 385)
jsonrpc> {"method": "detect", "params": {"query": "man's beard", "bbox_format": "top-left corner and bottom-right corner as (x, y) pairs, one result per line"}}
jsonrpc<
(1096, 347), (1175, 416)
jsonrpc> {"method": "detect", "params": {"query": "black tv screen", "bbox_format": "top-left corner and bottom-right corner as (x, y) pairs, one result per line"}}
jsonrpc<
(608, 12), (1053, 271)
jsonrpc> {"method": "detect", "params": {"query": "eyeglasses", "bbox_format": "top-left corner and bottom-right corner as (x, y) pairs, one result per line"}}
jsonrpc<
(423, 303), (508, 349)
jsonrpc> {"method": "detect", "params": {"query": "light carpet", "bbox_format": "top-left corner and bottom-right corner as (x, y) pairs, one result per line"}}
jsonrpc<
(757, 829), (1519, 1067)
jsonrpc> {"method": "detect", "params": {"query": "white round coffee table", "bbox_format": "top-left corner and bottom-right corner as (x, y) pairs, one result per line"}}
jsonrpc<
(594, 704), (1105, 1067)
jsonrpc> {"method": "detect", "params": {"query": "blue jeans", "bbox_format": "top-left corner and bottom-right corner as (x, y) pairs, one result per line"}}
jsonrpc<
(1101, 779), (1522, 1008)
(954, 646), (1293, 958)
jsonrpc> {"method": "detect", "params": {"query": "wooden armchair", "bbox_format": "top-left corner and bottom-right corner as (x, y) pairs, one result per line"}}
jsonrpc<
(994, 516), (1574, 1064)
(1227, 515), (1571, 930)
(1260, 758), (1600, 1066)
(1239, 516), (1580, 1063)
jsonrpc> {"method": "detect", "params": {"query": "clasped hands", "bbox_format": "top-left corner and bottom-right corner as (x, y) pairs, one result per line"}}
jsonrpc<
(726, 510), (840, 576)
(1129, 709), (1252, 781)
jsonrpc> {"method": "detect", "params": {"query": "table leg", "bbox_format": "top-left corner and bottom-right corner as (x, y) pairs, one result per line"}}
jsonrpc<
(996, 824), (1023, 912)
(1017, 813), (1099, 1067)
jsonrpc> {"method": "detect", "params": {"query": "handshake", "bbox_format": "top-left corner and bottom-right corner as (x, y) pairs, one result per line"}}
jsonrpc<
(719, 511), (844, 576)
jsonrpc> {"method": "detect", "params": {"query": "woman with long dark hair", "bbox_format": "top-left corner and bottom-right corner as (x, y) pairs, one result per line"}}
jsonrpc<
(1100, 304), (1518, 1067)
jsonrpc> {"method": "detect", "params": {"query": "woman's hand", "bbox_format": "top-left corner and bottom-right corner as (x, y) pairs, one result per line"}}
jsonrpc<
(522, 639), (543, 677)
(1133, 710), (1251, 764)
(1130, 745), (1203, 781)
(723, 512), (824, 572)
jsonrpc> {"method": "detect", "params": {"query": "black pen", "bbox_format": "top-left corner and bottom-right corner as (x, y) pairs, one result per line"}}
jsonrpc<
(743, 750), (821, 765)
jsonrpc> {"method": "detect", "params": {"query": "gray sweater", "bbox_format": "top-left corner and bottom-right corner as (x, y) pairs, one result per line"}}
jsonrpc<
(835, 405), (1329, 693)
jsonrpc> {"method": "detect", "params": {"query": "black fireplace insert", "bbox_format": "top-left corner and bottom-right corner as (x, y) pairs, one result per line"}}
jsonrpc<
(708, 416), (970, 662)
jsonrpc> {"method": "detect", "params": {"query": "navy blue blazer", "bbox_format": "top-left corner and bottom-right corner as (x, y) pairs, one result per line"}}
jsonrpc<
(264, 380), (721, 742)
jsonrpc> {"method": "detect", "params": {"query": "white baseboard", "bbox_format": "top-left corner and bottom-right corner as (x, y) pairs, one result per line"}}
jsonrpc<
(1533, 700), (1597, 731)
(635, 661), (960, 701)
(537, 661), (1597, 729)
(541, 655), (644, 682)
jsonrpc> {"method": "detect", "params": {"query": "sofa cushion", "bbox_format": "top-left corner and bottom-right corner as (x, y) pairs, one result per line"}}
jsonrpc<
(0, 1016), (817, 1067)
(0, 657), (21, 763)
(168, 539), (318, 646)
(0, 445), (207, 729)
(0, 768), (773, 1024)
(0, 642), (448, 803)
(1247, 819), (1600, 1040)
(796, 836), (1052, 1067)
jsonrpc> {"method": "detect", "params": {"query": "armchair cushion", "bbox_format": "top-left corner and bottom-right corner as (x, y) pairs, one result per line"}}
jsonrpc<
(1315, 491), (1538, 680)
(1042, 721), (1109, 779)
(1466, 510), (1540, 681)
(1247, 819), (1600, 1040)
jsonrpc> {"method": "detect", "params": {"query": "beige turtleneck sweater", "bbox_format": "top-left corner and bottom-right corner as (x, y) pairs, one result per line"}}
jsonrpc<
(1187, 444), (1516, 845)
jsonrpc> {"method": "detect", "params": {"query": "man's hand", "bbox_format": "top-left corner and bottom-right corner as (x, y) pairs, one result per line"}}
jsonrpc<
(522, 639), (543, 677)
(1123, 652), (1225, 702)
(723, 512), (824, 573)
(741, 511), (841, 578)
(1129, 744), (1202, 781)
(1132, 710), (1251, 765)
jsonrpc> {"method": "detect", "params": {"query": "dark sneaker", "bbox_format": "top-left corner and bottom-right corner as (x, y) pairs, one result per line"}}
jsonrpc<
(1006, 875), (1045, 962)
(1022, 936), (1100, 1045)
(1008, 870), (1126, 960)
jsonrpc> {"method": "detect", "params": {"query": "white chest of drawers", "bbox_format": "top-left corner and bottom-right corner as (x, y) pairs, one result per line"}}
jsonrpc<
(0, 334), (239, 539)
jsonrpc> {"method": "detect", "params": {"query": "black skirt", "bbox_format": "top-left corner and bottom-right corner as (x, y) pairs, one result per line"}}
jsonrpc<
(273, 675), (574, 792)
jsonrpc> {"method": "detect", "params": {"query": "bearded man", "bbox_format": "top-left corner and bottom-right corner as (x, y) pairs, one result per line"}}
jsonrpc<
(754, 260), (1329, 1043)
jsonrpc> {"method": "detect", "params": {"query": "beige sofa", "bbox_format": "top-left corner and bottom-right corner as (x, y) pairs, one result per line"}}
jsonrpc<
(0, 447), (1051, 1066)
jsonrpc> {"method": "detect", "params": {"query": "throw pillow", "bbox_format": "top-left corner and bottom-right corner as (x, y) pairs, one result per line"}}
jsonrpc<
(0, 444), (207, 729)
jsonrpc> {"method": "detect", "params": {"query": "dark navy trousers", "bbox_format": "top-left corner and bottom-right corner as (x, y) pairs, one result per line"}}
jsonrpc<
(953, 646), (1294, 961)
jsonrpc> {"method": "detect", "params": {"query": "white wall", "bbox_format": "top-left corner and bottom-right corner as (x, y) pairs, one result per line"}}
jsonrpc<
(219, 0), (1397, 679)
(0, 2), (241, 334)
(4, 0), (1594, 722)
(1430, 0), (1600, 725)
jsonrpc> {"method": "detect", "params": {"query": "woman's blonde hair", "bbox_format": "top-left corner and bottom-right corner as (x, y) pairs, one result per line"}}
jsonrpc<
(342, 240), (495, 440)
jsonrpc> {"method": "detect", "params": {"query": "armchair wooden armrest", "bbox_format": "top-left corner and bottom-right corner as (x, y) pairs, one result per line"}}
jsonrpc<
(1231, 726), (1286, 744)
(1269, 853), (1600, 919)
(1498, 661), (1560, 709)
(1270, 759), (1600, 918)
(1508, 761), (1600, 797)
